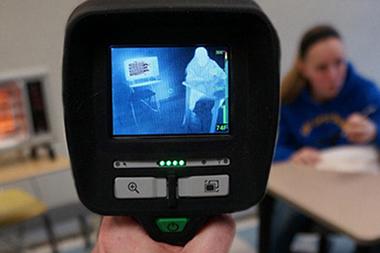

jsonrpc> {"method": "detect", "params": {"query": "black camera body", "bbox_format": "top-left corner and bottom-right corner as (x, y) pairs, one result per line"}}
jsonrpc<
(63, 0), (279, 245)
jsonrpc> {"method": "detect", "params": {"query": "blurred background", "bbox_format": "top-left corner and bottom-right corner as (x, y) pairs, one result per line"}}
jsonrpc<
(0, 0), (379, 252)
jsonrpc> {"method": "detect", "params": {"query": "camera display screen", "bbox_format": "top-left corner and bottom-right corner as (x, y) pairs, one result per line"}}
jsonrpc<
(111, 46), (230, 136)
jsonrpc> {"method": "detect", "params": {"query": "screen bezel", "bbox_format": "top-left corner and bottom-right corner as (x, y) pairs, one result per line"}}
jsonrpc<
(108, 44), (232, 139)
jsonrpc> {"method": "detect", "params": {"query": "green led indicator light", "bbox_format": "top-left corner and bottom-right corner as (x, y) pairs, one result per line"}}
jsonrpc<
(158, 160), (186, 167)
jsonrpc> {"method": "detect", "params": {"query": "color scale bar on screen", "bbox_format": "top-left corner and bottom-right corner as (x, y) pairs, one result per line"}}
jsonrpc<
(224, 54), (229, 125)
(223, 105), (228, 125)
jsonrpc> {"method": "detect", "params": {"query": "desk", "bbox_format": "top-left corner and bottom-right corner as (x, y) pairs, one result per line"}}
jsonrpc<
(0, 156), (70, 185)
(259, 163), (380, 253)
(182, 81), (227, 133)
(129, 80), (160, 88)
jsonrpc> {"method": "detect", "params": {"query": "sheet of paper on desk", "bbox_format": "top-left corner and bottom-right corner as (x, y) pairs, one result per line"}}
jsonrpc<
(315, 145), (380, 174)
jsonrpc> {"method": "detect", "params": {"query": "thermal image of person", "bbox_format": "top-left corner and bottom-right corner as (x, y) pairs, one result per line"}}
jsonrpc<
(185, 47), (227, 111)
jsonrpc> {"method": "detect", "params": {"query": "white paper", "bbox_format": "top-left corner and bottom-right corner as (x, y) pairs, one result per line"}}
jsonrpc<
(315, 145), (380, 174)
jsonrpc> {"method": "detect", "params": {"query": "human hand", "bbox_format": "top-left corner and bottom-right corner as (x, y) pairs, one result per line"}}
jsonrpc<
(343, 113), (377, 144)
(290, 147), (321, 166)
(92, 215), (235, 253)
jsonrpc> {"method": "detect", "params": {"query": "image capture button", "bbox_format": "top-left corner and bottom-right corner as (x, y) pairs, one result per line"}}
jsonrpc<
(156, 218), (189, 233)
(114, 177), (167, 199)
(178, 175), (229, 197)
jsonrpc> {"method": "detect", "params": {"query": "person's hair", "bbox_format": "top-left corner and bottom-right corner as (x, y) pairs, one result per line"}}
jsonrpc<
(281, 25), (342, 104)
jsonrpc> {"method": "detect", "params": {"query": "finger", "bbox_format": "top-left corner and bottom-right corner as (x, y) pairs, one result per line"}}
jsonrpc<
(303, 149), (320, 160)
(184, 215), (236, 253)
(300, 156), (313, 166)
(347, 137), (366, 144)
(347, 113), (365, 123)
(301, 154), (320, 166)
(346, 115), (368, 129)
(292, 153), (313, 166)
(346, 130), (366, 140)
(346, 125), (372, 139)
(308, 153), (321, 165)
(291, 155), (304, 165)
(291, 148), (319, 165)
(345, 121), (366, 131)
(346, 127), (367, 136)
(347, 134), (368, 144)
(347, 114), (375, 129)
(344, 124), (367, 138)
(346, 129), (370, 143)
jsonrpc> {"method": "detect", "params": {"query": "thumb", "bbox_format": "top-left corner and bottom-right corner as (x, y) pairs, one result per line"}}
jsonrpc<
(183, 215), (236, 253)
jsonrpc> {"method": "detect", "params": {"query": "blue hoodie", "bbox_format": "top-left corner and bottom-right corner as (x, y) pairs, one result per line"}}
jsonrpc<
(274, 64), (380, 161)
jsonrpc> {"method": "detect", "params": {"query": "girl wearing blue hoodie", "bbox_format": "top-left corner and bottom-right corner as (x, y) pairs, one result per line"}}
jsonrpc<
(271, 25), (380, 253)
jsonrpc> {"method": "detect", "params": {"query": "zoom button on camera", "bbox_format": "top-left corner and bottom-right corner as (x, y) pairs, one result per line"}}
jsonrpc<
(178, 175), (229, 197)
(114, 177), (167, 199)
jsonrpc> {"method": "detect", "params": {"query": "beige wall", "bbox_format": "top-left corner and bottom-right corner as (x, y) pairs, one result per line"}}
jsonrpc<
(255, 0), (380, 81)
(0, 0), (379, 153)
(0, 0), (85, 154)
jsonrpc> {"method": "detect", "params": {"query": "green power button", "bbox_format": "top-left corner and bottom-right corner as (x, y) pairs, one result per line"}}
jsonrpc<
(156, 218), (189, 233)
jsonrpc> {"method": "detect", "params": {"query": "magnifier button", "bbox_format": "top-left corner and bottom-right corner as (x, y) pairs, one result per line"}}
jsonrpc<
(115, 177), (167, 199)
(128, 182), (140, 193)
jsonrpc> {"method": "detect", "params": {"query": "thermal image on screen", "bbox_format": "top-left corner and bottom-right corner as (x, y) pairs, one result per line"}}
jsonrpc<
(111, 46), (229, 136)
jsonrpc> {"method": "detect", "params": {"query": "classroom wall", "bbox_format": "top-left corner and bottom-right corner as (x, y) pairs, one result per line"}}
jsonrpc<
(0, 0), (86, 207)
(0, 0), (85, 154)
(255, 0), (380, 81)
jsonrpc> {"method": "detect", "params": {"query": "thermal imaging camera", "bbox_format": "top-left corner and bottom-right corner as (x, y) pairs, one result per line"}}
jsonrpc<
(63, 0), (280, 245)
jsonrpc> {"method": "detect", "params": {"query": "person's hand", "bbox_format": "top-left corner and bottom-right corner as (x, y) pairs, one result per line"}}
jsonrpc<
(343, 113), (377, 144)
(290, 147), (321, 166)
(92, 215), (235, 253)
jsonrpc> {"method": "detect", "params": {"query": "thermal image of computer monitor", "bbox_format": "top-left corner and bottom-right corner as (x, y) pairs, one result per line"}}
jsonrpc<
(111, 46), (230, 136)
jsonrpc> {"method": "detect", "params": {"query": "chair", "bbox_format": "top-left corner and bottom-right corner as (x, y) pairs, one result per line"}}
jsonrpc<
(0, 189), (57, 253)
(46, 202), (94, 250)
(128, 86), (160, 128)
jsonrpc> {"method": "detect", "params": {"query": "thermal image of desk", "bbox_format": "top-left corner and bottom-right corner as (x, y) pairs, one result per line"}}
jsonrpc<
(182, 81), (228, 133)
